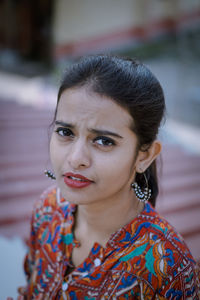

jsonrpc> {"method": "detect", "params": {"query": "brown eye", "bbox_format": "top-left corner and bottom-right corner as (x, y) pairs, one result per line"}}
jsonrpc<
(94, 136), (116, 147)
(55, 127), (74, 137)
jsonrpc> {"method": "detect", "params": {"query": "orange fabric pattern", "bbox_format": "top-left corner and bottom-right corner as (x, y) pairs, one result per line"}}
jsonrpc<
(24, 188), (200, 299)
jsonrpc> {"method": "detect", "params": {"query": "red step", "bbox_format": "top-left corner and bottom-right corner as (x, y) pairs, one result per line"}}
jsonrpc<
(0, 100), (200, 261)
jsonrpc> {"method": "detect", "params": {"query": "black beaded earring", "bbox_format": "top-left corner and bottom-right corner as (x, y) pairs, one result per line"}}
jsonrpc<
(44, 170), (56, 180)
(131, 172), (151, 203)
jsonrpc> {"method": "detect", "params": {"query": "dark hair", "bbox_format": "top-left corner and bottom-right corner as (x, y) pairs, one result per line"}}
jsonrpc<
(56, 55), (165, 207)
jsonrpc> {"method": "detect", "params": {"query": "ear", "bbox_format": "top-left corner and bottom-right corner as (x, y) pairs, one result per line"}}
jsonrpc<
(135, 140), (162, 173)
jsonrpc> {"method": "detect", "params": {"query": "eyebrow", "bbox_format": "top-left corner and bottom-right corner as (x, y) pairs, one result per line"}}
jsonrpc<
(89, 129), (123, 139)
(55, 121), (74, 128)
(55, 120), (123, 139)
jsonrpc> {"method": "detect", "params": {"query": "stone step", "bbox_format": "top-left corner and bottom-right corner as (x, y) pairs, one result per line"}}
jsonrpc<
(0, 100), (200, 261)
(0, 178), (50, 201)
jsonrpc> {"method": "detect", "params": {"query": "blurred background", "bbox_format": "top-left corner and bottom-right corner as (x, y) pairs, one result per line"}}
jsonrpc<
(0, 0), (200, 298)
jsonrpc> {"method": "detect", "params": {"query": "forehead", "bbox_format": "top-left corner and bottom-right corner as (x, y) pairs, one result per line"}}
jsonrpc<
(56, 87), (133, 130)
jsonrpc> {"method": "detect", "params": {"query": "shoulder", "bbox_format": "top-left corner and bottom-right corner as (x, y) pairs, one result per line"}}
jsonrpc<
(133, 203), (196, 265)
(118, 203), (199, 295)
(141, 203), (194, 259)
(33, 185), (58, 223)
(31, 185), (72, 231)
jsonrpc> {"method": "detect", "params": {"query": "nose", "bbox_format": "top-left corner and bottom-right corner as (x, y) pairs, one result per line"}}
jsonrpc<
(67, 139), (91, 170)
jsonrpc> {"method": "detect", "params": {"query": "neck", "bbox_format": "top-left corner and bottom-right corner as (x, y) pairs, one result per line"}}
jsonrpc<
(75, 189), (144, 247)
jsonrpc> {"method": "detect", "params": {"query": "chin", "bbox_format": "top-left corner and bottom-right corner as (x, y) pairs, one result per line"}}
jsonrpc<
(59, 188), (91, 205)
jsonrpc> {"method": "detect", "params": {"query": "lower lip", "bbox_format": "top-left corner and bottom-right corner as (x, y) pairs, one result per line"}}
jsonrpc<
(64, 176), (92, 188)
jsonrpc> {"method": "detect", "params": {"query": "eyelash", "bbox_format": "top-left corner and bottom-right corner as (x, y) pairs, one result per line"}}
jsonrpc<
(55, 127), (116, 147)
(93, 136), (116, 147)
(55, 127), (74, 137)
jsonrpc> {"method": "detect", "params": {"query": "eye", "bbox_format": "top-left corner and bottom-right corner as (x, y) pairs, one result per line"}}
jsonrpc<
(55, 127), (74, 137)
(93, 136), (116, 147)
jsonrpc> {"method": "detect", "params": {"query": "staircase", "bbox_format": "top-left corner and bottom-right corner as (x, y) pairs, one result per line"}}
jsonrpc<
(0, 100), (200, 260)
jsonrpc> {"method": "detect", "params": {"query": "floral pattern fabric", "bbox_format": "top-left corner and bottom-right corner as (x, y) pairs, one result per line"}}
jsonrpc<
(24, 187), (200, 299)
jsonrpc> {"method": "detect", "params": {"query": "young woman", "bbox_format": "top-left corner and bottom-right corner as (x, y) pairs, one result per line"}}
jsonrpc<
(18, 55), (200, 299)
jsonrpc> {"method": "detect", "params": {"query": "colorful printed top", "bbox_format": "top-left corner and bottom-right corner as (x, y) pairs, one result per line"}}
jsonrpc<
(24, 187), (200, 299)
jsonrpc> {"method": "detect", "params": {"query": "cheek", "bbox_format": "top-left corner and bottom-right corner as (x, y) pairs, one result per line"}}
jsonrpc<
(97, 148), (137, 184)
(49, 136), (60, 170)
(113, 157), (135, 178)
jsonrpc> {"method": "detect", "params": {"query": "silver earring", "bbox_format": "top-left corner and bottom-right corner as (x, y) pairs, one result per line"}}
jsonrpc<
(131, 173), (151, 203)
(44, 170), (56, 180)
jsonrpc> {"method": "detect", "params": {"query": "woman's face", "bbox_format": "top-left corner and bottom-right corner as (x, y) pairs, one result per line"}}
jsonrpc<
(50, 86), (141, 206)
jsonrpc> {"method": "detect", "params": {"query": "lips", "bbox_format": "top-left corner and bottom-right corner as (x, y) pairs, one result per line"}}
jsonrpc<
(63, 172), (93, 188)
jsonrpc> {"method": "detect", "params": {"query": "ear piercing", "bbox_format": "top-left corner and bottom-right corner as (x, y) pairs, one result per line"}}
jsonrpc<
(44, 170), (56, 180)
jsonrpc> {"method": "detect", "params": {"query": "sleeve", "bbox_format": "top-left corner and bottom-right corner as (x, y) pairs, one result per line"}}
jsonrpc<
(156, 260), (200, 299)
(22, 186), (58, 296)
(113, 263), (200, 300)
(24, 198), (44, 283)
